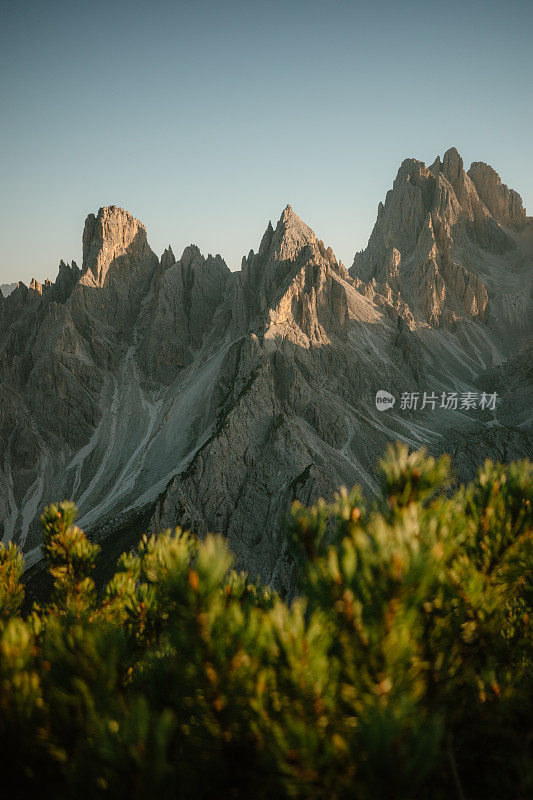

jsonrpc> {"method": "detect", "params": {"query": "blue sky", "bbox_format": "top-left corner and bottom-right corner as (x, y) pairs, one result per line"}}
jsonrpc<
(1, 0), (531, 284)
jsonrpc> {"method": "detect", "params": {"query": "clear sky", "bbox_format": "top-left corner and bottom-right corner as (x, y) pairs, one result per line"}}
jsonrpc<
(1, 0), (531, 284)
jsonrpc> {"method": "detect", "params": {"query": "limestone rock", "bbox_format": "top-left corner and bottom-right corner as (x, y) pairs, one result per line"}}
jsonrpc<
(350, 147), (528, 328)
(160, 246), (175, 270)
(137, 244), (230, 383)
(1, 162), (531, 596)
(71, 206), (159, 366)
(468, 161), (526, 229)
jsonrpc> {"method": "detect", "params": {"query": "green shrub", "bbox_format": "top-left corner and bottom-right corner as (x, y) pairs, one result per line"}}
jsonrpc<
(0, 445), (531, 798)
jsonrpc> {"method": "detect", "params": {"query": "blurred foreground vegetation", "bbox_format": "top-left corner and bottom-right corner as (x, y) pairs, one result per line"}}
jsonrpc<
(0, 445), (531, 798)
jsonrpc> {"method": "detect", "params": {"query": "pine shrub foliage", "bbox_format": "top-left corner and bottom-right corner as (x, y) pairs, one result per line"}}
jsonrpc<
(0, 445), (531, 798)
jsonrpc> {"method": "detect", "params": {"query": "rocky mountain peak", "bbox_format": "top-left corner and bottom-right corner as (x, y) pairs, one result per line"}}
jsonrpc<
(1, 170), (531, 599)
(225, 204), (350, 345)
(71, 206), (158, 355)
(350, 147), (527, 327)
(82, 205), (150, 285)
(179, 244), (204, 268)
(160, 246), (175, 270)
(441, 146), (464, 184)
(395, 157), (428, 184)
(53, 259), (81, 303)
(258, 221), (275, 256)
(468, 161), (526, 229)
(136, 242), (230, 383)
(280, 203), (296, 221)
(270, 204), (318, 263)
(239, 206), (317, 291)
(29, 277), (43, 294)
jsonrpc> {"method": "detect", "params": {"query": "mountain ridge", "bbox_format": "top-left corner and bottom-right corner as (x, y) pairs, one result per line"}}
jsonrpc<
(1, 148), (531, 592)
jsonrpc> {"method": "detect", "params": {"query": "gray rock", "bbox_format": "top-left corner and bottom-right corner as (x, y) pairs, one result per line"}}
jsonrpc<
(1, 155), (531, 594)
(0, 282), (17, 298)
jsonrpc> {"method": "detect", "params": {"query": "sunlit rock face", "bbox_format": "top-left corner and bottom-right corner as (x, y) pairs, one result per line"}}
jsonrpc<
(468, 161), (526, 230)
(350, 147), (532, 329)
(1, 150), (531, 593)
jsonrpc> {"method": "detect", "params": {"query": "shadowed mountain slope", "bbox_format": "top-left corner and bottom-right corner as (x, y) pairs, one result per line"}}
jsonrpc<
(1, 149), (531, 592)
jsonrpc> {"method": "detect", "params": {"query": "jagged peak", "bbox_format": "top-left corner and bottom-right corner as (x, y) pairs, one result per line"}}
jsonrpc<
(160, 245), (176, 270)
(179, 244), (204, 268)
(258, 221), (275, 256)
(80, 205), (156, 291)
(440, 146), (468, 192)
(349, 146), (526, 327)
(277, 211), (317, 263)
(52, 259), (81, 302)
(429, 155), (441, 176)
(57, 259), (80, 277)
(375, 147), (484, 233)
(277, 204), (319, 234)
(27, 276), (52, 294)
(177, 245), (228, 273)
(5, 260), (81, 305)
(82, 205), (149, 275)
(467, 161), (526, 227)
(281, 203), (294, 220)
(240, 205), (320, 273)
(443, 146), (463, 165)
(469, 161), (501, 179)
(395, 148), (466, 188)
(395, 157), (428, 181)
(96, 205), (146, 229)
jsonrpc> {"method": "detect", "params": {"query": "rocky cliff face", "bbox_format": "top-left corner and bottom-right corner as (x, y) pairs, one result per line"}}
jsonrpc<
(468, 161), (526, 229)
(350, 147), (530, 329)
(136, 244), (230, 383)
(1, 150), (531, 592)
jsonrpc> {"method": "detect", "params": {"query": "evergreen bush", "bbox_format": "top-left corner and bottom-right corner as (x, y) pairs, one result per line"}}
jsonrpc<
(0, 445), (531, 798)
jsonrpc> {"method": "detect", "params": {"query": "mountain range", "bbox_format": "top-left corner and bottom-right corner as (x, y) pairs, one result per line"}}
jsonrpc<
(1, 147), (531, 593)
